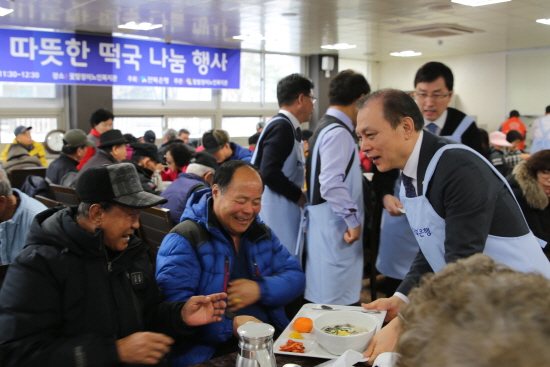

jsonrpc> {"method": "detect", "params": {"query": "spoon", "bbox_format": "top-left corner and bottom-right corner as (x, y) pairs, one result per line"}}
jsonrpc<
(314, 304), (381, 314)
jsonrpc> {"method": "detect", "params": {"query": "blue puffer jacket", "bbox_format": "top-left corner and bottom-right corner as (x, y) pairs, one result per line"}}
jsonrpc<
(226, 142), (252, 163)
(156, 189), (305, 367)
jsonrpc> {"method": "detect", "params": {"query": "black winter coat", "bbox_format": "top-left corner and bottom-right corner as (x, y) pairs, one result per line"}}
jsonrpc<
(0, 206), (192, 367)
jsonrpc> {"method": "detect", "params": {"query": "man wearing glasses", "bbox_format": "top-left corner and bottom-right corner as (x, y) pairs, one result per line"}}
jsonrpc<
(252, 73), (314, 260)
(374, 62), (482, 298)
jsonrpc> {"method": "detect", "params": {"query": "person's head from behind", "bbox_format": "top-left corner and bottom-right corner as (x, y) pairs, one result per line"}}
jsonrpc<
(414, 61), (454, 122)
(186, 152), (217, 185)
(178, 128), (190, 144)
(356, 89), (424, 172)
(509, 110), (520, 118)
(143, 130), (156, 144)
(256, 122), (265, 133)
(524, 149), (550, 197)
(98, 130), (127, 162)
(75, 163), (167, 251)
(123, 134), (137, 144)
(328, 70), (370, 122)
(397, 254), (550, 367)
(546, 105), (550, 115)
(202, 129), (232, 163)
(130, 143), (161, 172)
(506, 129), (523, 150)
(0, 167), (16, 222)
(163, 128), (177, 143)
(277, 73), (315, 123)
(248, 132), (260, 150)
(62, 129), (95, 161)
(212, 161), (263, 238)
(165, 143), (192, 173)
(14, 126), (33, 146)
(478, 128), (489, 151)
(90, 108), (114, 134)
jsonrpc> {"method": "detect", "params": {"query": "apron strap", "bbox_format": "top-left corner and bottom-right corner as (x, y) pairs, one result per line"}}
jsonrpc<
(251, 115), (295, 164)
(442, 115), (474, 143)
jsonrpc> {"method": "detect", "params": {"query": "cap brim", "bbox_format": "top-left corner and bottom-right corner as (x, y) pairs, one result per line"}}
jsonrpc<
(112, 191), (167, 209)
(99, 138), (127, 148)
(204, 146), (220, 154)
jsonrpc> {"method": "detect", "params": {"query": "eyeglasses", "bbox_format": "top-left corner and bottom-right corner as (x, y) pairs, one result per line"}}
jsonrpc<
(415, 92), (451, 100)
(305, 95), (317, 104)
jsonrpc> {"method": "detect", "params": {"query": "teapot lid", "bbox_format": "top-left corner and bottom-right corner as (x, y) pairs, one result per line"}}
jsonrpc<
(237, 322), (275, 339)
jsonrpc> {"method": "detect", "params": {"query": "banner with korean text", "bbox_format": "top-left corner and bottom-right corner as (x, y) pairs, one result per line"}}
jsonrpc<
(0, 28), (241, 88)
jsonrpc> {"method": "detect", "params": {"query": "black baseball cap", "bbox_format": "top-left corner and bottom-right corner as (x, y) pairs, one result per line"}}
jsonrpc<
(130, 143), (162, 163)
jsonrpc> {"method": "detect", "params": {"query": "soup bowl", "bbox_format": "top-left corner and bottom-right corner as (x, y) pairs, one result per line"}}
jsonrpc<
(313, 311), (377, 355)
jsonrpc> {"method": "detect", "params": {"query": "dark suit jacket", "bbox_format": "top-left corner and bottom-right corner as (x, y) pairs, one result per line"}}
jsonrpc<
(396, 132), (529, 295)
(373, 107), (482, 199)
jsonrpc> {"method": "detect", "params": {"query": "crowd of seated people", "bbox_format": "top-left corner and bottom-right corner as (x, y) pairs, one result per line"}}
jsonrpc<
(2, 70), (550, 367)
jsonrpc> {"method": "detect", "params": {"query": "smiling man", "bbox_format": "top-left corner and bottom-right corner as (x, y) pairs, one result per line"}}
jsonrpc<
(356, 89), (550, 364)
(0, 163), (228, 366)
(156, 160), (305, 367)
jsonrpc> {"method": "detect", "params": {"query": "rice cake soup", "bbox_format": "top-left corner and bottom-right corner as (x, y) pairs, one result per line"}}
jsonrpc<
(321, 324), (369, 336)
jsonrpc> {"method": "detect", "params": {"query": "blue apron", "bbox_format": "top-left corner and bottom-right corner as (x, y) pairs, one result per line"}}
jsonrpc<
(530, 118), (550, 155)
(251, 116), (305, 259)
(304, 123), (364, 305)
(400, 144), (550, 278)
(376, 115), (475, 279)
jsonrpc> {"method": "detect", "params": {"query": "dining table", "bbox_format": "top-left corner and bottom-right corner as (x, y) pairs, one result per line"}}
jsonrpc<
(189, 351), (330, 367)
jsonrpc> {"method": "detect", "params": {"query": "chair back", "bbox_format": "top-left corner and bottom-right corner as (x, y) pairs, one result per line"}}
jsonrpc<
(34, 195), (64, 208)
(50, 184), (80, 206)
(138, 207), (172, 266)
(8, 167), (47, 190)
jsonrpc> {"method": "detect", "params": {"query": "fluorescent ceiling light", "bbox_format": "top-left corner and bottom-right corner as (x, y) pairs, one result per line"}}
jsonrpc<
(321, 43), (357, 50)
(0, 7), (14, 16)
(232, 34), (266, 41)
(118, 22), (162, 31)
(451, 0), (511, 7)
(390, 50), (422, 57)
(536, 19), (550, 25)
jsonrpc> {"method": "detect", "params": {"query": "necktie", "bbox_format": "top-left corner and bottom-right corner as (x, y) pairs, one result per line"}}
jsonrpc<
(402, 173), (417, 198)
(426, 123), (438, 134)
(296, 127), (302, 141)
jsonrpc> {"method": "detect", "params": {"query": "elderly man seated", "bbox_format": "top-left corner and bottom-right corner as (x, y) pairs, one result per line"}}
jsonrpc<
(156, 160), (305, 367)
(0, 163), (227, 366)
(1, 126), (48, 167)
(0, 167), (46, 264)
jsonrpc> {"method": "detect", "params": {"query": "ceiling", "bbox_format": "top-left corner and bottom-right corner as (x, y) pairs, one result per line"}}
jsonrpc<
(2, 0), (550, 62)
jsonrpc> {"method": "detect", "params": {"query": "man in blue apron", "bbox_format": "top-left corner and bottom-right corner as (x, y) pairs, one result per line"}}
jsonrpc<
(356, 89), (550, 364)
(375, 61), (483, 297)
(251, 73), (314, 259)
(304, 70), (370, 305)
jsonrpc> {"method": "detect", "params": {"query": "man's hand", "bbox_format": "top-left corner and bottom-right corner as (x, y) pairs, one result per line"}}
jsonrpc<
(362, 295), (405, 322)
(181, 292), (227, 326)
(297, 191), (307, 209)
(344, 224), (361, 244)
(363, 318), (400, 365)
(227, 279), (261, 312)
(382, 195), (404, 216)
(232, 315), (263, 336)
(116, 332), (174, 365)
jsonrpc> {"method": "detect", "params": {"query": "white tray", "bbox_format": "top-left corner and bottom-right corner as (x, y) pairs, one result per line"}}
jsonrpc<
(274, 303), (386, 359)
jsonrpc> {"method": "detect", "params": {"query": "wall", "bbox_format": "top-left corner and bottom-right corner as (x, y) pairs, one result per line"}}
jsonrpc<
(377, 52), (507, 131)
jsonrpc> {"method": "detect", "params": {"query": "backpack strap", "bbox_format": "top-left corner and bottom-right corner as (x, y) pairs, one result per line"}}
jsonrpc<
(170, 219), (211, 250)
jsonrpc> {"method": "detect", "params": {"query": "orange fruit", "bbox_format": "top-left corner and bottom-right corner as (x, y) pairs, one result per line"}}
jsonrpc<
(293, 317), (313, 333)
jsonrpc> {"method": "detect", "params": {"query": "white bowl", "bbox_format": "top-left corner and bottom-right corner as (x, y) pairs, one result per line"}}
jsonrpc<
(313, 311), (377, 356)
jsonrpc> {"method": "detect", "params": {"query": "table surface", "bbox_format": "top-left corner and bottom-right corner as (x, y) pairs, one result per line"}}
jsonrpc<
(190, 351), (330, 367)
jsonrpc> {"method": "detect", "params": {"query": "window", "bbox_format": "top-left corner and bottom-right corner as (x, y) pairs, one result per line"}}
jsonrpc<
(222, 52), (261, 103)
(167, 117), (213, 139)
(114, 117), (163, 139)
(1, 117), (57, 143)
(0, 82), (56, 98)
(113, 86), (164, 100)
(222, 116), (262, 137)
(264, 54), (302, 103)
(167, 87), (212, 101)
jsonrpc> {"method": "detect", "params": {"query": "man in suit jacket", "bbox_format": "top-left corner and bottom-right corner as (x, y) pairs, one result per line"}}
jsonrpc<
(251, 73), (314, 257)
(304, 70), (369, 305)
(356, 89), (550, 364)
(374, 61), (483, 296)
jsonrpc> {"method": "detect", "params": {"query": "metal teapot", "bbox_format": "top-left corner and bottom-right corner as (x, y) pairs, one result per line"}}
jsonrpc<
(235, 322), (276, 367)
